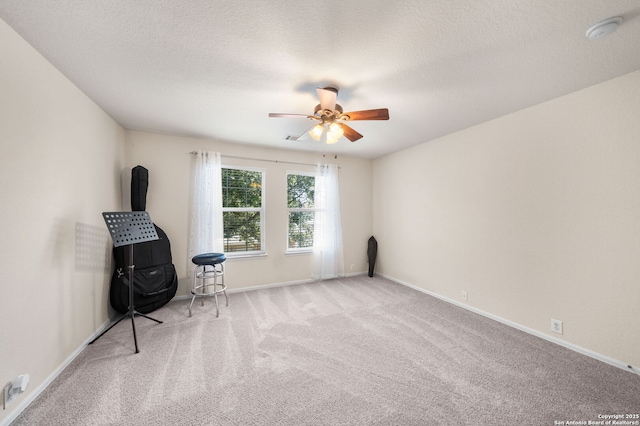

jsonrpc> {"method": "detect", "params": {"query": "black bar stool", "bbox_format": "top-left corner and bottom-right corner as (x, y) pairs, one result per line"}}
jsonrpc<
(189, 253), (228, 317)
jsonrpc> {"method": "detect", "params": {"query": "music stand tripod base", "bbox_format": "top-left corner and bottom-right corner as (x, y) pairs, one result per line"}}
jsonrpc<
(89, 212), (164, 353)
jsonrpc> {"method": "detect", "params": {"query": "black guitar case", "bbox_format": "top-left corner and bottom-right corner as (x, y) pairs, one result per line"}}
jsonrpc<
(109, 166), (178, 314)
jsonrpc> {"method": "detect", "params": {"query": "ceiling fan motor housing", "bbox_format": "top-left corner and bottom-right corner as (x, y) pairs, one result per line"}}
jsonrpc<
(313, 104), (344, 114)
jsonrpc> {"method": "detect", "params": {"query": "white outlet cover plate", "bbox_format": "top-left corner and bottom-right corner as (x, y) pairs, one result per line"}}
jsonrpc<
(551, 319), (563, 334)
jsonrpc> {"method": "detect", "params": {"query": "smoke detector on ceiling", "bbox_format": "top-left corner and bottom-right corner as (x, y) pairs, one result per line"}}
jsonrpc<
(586, 16), (623, 40)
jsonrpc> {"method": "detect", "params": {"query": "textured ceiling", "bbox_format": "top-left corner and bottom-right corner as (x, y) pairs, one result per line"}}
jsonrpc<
(1, 1), (640, 159)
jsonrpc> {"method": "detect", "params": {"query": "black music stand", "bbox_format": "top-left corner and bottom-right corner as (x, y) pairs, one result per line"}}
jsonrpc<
(89, 212), (163, 353)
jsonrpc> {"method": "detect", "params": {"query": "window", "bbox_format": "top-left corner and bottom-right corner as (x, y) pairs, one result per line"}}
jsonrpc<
(287, 172), (315, 250)
(222, 167), (265, 254)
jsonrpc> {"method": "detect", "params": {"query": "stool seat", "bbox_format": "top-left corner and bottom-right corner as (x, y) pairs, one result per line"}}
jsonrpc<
(192, 252), (226, 265)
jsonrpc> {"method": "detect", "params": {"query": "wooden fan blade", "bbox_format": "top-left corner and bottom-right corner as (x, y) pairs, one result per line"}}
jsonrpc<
(342, 108), (389, 121)
(338, 123), (363, 142)
(269, 113), (311, 118)
(316, 87), (337, 111)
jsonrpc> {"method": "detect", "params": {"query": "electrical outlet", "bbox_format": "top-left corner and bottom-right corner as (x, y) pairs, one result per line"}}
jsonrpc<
(551, 319), (563, 334)
(3, 374), (29, 409)
(350, 264), (354, 271)
(461, 291), (468, 301)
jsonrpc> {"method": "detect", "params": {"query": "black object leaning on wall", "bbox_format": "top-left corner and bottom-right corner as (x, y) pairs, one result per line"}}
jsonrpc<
(367, 236), (377, 277)
(109, 166), (178, 314)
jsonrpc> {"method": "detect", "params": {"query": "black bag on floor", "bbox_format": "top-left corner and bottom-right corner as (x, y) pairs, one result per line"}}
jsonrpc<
(109, 166), (178, 314)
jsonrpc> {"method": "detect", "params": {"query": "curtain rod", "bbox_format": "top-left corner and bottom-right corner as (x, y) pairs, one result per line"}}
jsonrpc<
(188, 151), (337, 167)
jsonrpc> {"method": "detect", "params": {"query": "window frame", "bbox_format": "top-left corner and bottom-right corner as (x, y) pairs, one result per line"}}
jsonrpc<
(286, 171), (315, 254)
(221, 165), (266, 258)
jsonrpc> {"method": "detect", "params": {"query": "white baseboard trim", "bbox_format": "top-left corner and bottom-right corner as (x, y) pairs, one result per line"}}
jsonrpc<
(0, 319), (112, 426)
(173, 273), (366, 300)
(173, 277), (318, 301)
(380, 273), (639, 377)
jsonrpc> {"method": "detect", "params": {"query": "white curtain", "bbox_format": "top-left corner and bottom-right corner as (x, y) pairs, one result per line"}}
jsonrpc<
(313, 163), (344, 280)
(187, 151), (223, 270)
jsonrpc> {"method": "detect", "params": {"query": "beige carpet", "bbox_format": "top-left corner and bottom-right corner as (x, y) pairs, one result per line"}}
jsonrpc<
(12, 276), (640, 425)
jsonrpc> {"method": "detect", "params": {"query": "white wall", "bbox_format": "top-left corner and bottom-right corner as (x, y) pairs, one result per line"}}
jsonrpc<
(125, 131), (373, 296)
(0, 18), (125, 424)
(372, 70), (640, 368)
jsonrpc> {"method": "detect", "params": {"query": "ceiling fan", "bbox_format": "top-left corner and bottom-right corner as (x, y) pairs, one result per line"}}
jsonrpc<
(269, 87), (389, 144)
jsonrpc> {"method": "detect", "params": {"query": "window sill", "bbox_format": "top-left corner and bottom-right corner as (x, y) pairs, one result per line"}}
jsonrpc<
(225, 252), (268, 261)
(285, 249), (313, 256)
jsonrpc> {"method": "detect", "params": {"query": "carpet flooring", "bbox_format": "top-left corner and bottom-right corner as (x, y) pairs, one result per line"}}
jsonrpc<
(12, 276), (640, 425)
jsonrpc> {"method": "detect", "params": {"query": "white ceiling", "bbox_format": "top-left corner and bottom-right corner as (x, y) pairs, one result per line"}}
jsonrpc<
(1, 1), (640, 159)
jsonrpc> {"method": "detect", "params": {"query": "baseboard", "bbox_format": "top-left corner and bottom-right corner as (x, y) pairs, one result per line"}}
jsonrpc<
(173, 273), (366, 300)
(0, 319), (112, 426)
(380, 273), (639, 377)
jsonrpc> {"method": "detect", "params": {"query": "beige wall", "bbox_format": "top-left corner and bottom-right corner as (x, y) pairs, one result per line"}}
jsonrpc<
(0, 19), (125, 424)
(125, 131), (373, 295)
(372, 70), (640, 368)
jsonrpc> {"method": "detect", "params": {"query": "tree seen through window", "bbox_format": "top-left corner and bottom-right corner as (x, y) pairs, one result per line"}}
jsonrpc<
(222, 168), (263, 252)
(287, 173), (315, 249)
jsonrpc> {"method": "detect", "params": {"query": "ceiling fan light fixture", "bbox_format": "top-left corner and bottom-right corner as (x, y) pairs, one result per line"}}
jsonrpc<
(325, 133), (339, 145)
(309, 124), (324, 141)
(329, 122), (344, 139)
